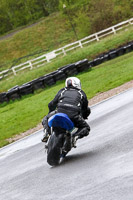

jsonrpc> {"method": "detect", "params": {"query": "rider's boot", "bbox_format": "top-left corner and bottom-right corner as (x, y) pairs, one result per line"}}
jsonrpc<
(74, 127), (90, 139)
(42, 128), (50, 143)
(62, 133), (72, 152)
(71, 135), (79, 148)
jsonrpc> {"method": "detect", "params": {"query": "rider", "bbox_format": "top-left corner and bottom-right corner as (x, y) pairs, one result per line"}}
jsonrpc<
(42, 77), (91, 142)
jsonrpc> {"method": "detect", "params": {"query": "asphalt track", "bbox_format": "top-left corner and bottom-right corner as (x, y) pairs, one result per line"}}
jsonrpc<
(0, 88), (133, 200)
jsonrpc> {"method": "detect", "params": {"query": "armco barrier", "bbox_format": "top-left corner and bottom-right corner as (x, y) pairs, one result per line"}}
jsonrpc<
(0, 41), (133, 104)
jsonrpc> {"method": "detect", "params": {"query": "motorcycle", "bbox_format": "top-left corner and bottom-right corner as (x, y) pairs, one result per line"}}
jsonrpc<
(45, 113), (78, 166)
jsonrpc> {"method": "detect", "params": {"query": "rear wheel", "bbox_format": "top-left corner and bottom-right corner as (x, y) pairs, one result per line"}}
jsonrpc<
(47, 132), (64, 166)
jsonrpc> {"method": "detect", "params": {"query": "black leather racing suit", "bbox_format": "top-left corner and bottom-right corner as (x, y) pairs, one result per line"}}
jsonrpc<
(47, 86), (91, 138)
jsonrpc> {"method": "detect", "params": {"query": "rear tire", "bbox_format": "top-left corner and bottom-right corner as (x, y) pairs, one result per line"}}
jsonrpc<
(47, 132), (64, 166)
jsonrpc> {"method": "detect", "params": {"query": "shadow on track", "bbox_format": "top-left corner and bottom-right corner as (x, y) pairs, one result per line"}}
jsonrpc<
(50, 149), (99, 169)
(64, 150), (97, 164)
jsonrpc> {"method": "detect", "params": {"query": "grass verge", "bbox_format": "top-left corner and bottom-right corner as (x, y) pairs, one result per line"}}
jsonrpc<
(0, 51), (133, 148)
(0, 13), (75, 71)
(0, 25), (133, 93)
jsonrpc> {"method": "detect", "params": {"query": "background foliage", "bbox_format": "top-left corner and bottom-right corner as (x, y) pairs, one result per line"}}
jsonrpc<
(0, 0), (133, 71)
(0, 0), (133, 35)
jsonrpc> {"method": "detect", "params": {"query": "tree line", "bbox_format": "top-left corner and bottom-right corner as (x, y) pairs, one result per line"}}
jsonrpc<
(0, 0), (133, 35)
(0, 0), (59, 35)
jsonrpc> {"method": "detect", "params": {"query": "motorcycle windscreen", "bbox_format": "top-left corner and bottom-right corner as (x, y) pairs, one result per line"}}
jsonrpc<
(48, 113), (74, 131)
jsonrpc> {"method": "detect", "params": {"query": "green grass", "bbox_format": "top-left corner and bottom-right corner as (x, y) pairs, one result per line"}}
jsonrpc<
(0, 51), (133, 148)
(0, 7), (133, 72)
(0, 13), (76, 71)
(0, 25), (133, 93)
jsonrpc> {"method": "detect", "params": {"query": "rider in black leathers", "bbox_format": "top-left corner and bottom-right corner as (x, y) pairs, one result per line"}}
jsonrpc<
(42, 77), (91, 142)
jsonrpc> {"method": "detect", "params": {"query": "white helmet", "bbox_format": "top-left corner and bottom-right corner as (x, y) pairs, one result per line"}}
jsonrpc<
(65, 77), (81, 89)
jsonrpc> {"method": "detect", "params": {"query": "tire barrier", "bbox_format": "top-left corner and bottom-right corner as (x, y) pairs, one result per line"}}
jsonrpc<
(75, 59), (89, 72)
(19, 83), (34, 96)
(0, 41), (133, 104)
(116, 47), (125, 56)
(52, 70), (66, 82)
(7, 86), (21, 101)
(124, 44), (133, 53)
(42, 74), (56, 86)
(88, 60), (94, 67)
(28, 78), (45, 90)
(60, 63), (78, 76)
(101, 54), (109, 62)
(109, 50), (118, 60)
(93, 57), (103, 66)
(0, 92), (9, 103)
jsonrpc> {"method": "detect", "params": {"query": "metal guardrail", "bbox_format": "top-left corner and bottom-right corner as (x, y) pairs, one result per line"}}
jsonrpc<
(0, 17), (133, 80)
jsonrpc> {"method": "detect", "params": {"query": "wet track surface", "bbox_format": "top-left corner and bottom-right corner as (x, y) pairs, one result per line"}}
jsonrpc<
(0, 88), (133, 200)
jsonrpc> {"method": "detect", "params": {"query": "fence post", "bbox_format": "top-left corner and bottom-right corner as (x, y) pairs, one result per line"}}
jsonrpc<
(46, 57), (50, 63)
(79, 41), (83, 48)
(112, 27), (116, 34)
(29, 61), (33, 70)
(62, 48), (66, 56)
(95, 34), (99, 41)
(129, 19), (133, 25)
(12, 67), (16, 76)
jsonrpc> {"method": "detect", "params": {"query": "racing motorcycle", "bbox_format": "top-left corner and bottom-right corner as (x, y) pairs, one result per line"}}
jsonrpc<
(45, 113), (79, 166)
